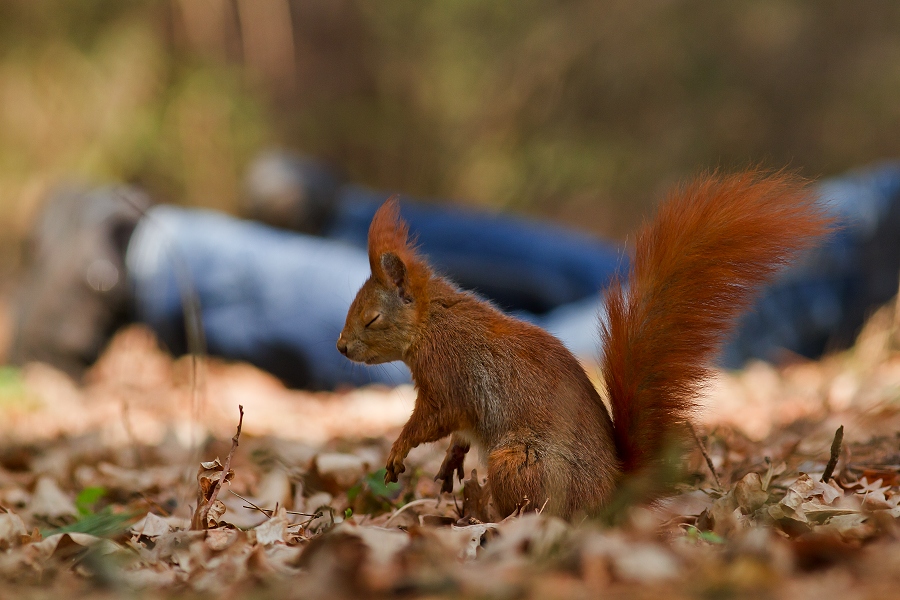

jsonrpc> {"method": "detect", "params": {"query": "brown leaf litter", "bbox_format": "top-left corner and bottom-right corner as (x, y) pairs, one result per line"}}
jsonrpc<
(0, 301), (897, 598)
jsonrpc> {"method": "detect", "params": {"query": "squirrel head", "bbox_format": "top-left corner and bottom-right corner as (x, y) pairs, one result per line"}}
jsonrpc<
(337, 196), (432, 365)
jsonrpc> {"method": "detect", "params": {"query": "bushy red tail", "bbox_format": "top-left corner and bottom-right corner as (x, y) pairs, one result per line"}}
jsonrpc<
(601, 171), (834, 474)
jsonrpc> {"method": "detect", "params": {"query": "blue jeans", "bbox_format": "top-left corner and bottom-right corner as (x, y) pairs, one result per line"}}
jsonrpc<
(126, 197), (624, 389)
(325, 188), (624, 315)
(125, 162), (900, 389)
(720, 162), (900, 366)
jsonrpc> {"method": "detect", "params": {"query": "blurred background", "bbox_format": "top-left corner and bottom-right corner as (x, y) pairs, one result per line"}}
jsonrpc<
(2, 0), (900, 277)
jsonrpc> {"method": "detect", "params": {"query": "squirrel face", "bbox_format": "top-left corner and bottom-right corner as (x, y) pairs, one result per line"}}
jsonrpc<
(338, 197), (434, 366)
(337, 252), (420, 365)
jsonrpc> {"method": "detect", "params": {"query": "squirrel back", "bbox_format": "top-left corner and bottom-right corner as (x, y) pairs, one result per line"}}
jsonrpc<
(338, 172), (833, 519)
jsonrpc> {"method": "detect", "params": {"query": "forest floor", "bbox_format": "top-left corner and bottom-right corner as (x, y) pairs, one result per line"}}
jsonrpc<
(0, 303), (899, 599)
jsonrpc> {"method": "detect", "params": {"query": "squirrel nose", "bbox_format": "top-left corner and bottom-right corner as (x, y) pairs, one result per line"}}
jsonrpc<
(337, 336), (348, 356)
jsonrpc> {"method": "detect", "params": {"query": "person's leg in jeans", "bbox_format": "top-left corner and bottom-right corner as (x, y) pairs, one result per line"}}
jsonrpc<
(124, 202), (625, 389)
(12, 159), (900, 389)
(122, 159), (900, 387)
(125, 206), (409, 390)
(325, 188), (624, 315)
(540, 161), (900, 365)
(721, 161), (900, 366)
(11, 180), (623, 389)
(243, 152), (624, 315)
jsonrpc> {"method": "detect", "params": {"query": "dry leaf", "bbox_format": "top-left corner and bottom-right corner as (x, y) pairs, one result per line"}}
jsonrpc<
(254, 511), (289, 545)
(462, 469), (493, 522)
(205, 527), (240, 552)
(27, 477), (77, 521)
(734, 473), (769, 513)
(130, 512), (171, 538)
(0, 511), (27, 549)
(312, 453), (369, 494)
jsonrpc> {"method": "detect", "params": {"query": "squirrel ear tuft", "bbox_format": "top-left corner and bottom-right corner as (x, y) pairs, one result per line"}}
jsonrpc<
(368, 195), (429, 290)
(381, 252), (412, 302)
(368, 196), (405, 277)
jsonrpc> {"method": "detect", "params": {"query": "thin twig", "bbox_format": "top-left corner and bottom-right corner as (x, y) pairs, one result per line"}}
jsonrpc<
(383, 498), (440, 528)
(538, 497), (551, 515)
(292, 511), (324, 531)
(230, 490), (319, 518)
(196, 405), (244, 529)
(209, 405), (244, 508)
(120, 190), (211, 516)
(688, 423), (722, 488)
(821, 425), (844, 483)
(229, 490), (270, 518)
(230, 490), (321, 533)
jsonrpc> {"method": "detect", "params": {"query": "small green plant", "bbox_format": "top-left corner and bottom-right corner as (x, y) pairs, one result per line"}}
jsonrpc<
(685, 526), (724, 544)
(44, 486), (135, 538)
(346, 468), (402, 515)
(75, 486), (107, 516)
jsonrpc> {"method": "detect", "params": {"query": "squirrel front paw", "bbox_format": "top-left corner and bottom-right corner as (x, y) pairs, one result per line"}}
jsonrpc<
(434, 442), (469, 493)
(384, 450), (407, 484)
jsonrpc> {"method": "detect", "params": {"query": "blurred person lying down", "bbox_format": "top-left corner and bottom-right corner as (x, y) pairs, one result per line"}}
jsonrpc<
(9, 153), (900, 390)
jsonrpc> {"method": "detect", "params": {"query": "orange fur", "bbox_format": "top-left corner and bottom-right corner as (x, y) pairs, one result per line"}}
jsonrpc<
(366, 195), (431, 303)
(338, 171), (834, 519)
(602, 171), (833, 476)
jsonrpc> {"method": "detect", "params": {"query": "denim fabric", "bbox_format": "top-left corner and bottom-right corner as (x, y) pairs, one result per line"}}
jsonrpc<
(543, 162), (900, 367)
(126, 162), (900, 389)
(126, 207), (410, 389)
(325, 187), (625, 315)
(127, 198), (626, 389)
(721, 162), (900, 366)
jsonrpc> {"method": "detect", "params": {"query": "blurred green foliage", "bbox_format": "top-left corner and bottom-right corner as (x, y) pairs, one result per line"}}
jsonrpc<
(0, 366), (34, 408)
(75, 486), (108, 517)
(347, 468), (402, 515)
(1, 0), (899, 267)
(44, 486), (136, 538)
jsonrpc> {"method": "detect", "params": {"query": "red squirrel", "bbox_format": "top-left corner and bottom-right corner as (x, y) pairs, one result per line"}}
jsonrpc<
(336, 171), (833, 519)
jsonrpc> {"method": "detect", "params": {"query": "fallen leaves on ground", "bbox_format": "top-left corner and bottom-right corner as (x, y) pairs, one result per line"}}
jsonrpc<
(0, 302), (898, 598)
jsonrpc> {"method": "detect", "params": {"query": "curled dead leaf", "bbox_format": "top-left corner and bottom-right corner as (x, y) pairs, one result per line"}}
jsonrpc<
(734, 473), (769, 514)
(206, 500), (227, 528)
(191, 458), (235, 530)
(0, 511), (27, 549)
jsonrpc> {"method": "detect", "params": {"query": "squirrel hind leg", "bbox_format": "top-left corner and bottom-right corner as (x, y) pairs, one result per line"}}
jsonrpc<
(487, 441), (569, 518)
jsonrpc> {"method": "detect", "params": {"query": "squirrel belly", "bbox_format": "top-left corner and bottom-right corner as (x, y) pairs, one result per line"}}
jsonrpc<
(337, 171), (834, 520)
